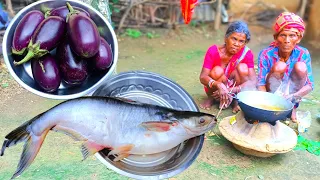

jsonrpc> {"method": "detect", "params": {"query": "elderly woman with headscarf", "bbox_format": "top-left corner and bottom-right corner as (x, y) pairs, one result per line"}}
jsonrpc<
(199, 21), (256, 112)
(257, 12), (314, 122)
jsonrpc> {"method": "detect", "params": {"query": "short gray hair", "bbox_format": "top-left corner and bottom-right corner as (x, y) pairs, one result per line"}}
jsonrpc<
(225, 21), (251, 43)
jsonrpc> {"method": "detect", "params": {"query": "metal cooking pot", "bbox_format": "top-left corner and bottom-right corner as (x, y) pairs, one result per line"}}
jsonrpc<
(232, 91), (294, 123)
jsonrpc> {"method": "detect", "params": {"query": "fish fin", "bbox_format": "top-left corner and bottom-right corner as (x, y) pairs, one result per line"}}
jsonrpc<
(0, 113), (49, 179)
(51, 125), (87, 141)
(113, 97), (137, 103)
(113, 153), (130, 161)
(113, 97), (143, 105)
(99, 148), (111, 155)
(140, 121), (175, 132)
(1, 114), (43, 156)
(81, 141), (105, 161)
(1, 140), (10, 156)
(12, 128), (50, 179)
(107, 144), (134, 161)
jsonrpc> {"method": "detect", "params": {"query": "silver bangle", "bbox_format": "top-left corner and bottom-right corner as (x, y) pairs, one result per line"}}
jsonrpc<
(208, 79), (215, 88)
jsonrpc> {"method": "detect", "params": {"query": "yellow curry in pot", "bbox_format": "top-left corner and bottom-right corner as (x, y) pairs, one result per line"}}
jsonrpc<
(252, 104), (284, 111)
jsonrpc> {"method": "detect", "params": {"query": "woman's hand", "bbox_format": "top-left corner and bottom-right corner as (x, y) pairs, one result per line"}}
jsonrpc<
(283, 94), (293, 100)
(212, 90), (220, 101)
(284, 93), (301, 103)
(216, 82), (232, 108)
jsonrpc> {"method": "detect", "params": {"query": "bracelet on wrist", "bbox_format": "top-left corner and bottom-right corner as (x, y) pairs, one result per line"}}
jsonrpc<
(208, 79), (215, 88)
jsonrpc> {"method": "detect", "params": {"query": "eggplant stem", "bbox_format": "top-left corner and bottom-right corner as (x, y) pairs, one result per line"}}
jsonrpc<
(14, 50), (34, 65)
(40, 5), (52, 14)
(14, 41), (49, 66)
(44, 11), (51, 19)
(12, 47), (26, 56)
(66, 2), (80, 22)
(66, 2), (74, 12)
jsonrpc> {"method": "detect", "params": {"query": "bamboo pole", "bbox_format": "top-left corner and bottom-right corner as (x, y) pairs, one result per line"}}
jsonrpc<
(298, 0), (308, 18)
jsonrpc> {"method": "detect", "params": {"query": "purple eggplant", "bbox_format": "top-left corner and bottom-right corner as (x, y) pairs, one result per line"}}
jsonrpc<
(14, 16), (66, 65)
(90, 37), (113, 70)
(57, 39), (88, 85)
(66, 2), (100, 58)
(31, 54), (61, 92)
(44, 5), (90, 21)
(12, 10), (45, 55)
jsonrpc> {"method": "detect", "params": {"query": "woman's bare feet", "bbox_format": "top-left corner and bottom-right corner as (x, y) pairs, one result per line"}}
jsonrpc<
(199, 98), (215, 110)
(231, 100), (241, 113)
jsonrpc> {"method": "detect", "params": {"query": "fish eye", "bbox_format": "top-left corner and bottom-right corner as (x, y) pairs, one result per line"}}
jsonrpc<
(199, 118), (206, 124)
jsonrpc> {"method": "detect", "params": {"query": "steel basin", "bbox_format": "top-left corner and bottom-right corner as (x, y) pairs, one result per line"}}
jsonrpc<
(93, 71), (205, 180)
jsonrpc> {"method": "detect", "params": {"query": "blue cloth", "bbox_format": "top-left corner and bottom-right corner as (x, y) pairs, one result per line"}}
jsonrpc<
(0, 5), (10, 30)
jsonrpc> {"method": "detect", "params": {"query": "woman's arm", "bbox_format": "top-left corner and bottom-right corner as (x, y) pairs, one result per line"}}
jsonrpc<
(286, 49), (314, 100)
(257, 50), (270, 90)
(199, 68), (213, 87)
(293, 84), (312, 98)
(200, 45), (222, 89)
(200, 67), (225, 90)
(284, 84), (312, 103)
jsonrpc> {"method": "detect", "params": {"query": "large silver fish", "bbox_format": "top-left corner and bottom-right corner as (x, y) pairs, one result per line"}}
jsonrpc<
(1, 96), (216, 179)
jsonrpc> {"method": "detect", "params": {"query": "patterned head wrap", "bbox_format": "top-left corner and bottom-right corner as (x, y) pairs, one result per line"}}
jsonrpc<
(273, 12), (305, 37)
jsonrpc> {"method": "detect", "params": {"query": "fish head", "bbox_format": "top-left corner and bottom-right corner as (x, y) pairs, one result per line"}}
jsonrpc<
(177, 112), (217, 135)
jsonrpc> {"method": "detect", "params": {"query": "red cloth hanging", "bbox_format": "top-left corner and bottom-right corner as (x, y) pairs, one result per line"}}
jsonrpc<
(180, 0), (198, 24)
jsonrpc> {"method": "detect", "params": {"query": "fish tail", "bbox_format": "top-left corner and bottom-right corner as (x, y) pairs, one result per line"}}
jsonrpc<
(1, 113), (50, 179)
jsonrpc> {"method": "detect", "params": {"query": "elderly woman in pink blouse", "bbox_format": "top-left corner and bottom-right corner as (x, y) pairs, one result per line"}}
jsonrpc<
(199, 21), (256, 112)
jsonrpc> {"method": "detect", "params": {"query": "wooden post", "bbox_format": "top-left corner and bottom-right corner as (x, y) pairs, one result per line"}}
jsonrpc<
(298, 0), (308, 18)
(214, 0), (222, 31)
(305, 0), (320, 41)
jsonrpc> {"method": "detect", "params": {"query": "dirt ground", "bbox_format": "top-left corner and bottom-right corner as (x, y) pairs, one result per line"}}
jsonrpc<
(1, 24), (320, 180)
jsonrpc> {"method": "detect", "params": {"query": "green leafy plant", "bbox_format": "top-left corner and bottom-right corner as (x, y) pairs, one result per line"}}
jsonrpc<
(122, 29), (160, 39)
(294, 135), (320, 155)
(146, 32), (154, 39)
(146, 32), (160, 39)
(125, 29), (142, 38)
